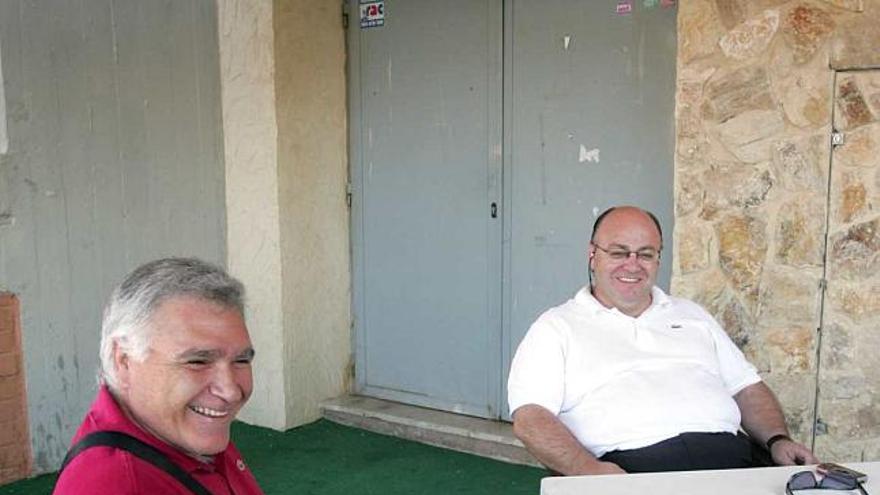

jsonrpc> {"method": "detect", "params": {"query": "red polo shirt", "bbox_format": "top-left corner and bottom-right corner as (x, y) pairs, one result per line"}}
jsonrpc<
(53, 386), (263, 495)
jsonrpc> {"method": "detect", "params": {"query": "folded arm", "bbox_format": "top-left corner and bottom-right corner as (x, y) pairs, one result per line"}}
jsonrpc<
(734, 382), (819, 465)
(512, 404), (625, 476)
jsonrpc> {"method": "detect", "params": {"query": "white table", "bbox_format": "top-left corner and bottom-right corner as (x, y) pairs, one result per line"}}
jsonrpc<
(541, 462), (880, 495)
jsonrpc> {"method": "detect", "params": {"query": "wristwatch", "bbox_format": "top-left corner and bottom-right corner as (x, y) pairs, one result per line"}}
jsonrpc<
(766, 433), (791, 450)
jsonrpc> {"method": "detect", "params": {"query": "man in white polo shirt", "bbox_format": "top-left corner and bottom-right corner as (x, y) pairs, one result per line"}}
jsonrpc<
(507, 206), (818, 475)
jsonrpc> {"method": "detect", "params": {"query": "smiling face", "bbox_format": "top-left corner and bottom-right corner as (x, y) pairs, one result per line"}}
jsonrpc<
(589, 207), (662, 317)
(112, 296), (254, 458)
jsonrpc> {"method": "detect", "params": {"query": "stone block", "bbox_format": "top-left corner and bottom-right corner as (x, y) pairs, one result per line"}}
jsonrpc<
(772, 135), (827, 192)
(716, 213), (768, 301)
(676, 219), (711, 274)
(745, 0), (793, 14)
(765, 325), (813, 372)
(821, 322), (853, 370)
(715, 0), (748, 29)
(835, 122), (880, 169)
(854, 72), (880, 117)
(703, 163), (773, 212)
(675, 170), (703, 217)
(781, 4), (835, 65)
(718, 296), (753, 351)
(821, 393), (880, 439)
(775, 197), (825, 267)
(676, 73), (710, 142)
(831, 13), (880, 69)
(819, 0), (864, 11)
(769, 54), (832, 128)
(829, 217), (880, 280)
(763, 374), (816, 436)
(719, 9), (780, 60)
(826, 375), (867, 401)
(702, 67), (776, 123)
(715, 110), (785, 163)
(829, 277), (880, 324)
(835, 77), (875, 130)
(679, 1), (725, 63)
(853, 409), (880, 440)
(835, 172), (868, 224)
(672, 268), (728, 313)
(758, 268), (819, 325)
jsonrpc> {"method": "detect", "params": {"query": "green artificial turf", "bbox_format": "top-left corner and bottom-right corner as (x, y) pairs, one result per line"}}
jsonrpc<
(0, 419), (545, 494)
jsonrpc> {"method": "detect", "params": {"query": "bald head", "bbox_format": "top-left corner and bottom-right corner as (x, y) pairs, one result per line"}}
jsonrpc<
(591, 206), (663, 249)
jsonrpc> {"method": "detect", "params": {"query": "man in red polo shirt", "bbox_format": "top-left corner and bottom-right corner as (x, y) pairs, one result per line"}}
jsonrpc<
(54, 258), (263, 494)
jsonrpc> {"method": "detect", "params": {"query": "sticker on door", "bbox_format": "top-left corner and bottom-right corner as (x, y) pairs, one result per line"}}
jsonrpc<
(360, 1), (385, 29)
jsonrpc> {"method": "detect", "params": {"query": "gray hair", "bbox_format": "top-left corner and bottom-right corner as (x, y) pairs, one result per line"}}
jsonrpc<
(99, 257), (245, 389)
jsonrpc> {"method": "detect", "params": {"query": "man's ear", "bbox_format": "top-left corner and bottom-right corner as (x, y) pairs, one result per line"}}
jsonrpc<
(112, 341), (132, 388)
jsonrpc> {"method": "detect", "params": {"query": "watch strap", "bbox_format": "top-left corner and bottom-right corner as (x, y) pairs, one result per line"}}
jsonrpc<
(766, 433), (791, 450)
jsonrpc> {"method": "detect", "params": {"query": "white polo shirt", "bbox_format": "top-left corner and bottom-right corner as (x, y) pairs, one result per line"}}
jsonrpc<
(507, 286), (761, 457)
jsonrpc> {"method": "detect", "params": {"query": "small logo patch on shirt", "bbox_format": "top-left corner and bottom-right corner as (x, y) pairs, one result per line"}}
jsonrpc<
(670, 324), (682, 329)
(236, 458), (246, 471)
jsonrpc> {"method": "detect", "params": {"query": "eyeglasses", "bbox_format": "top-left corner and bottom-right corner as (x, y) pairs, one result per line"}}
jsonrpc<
(591, 243), (660, 263)
(786, 471), (870, 495)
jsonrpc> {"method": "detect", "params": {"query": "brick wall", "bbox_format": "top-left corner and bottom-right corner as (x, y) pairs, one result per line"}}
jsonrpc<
(0, 293), (31, 483)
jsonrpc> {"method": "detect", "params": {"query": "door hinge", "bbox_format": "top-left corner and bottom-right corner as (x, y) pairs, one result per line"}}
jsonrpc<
(346, 182), (353, 208)
(342, 1), (349, 29)
(831, 129), (845, 148)
(815, 417), (829, 436)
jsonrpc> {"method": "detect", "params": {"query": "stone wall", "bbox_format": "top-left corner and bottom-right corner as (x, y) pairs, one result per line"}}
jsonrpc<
(674, 0), (880, 460)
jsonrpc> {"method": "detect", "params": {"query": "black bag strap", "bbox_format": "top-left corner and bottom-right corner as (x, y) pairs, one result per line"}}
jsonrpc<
(59, 430), (212, 495)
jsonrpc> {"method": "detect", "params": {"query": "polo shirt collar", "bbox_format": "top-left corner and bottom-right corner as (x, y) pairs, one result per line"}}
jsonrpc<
(574, 285), (671, 316)
(94, 386), (223, 474)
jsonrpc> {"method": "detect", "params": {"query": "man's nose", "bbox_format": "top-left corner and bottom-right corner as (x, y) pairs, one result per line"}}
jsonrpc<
(621, 252), (641, 267)
(210, 364), (244, 402)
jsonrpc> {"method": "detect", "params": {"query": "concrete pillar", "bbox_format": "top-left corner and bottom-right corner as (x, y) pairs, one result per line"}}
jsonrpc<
(217, 0), (350, 430)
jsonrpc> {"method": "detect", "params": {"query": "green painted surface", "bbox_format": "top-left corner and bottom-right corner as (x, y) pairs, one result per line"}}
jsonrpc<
(1, 420), (545, 494)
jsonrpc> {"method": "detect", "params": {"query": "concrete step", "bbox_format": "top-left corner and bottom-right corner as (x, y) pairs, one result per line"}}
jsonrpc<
(320, 395), (542, 468)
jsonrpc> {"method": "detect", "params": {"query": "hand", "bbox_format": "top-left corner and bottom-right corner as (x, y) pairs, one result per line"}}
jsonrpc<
(582, 460), (627, 476)
(771, 439), (820, 466)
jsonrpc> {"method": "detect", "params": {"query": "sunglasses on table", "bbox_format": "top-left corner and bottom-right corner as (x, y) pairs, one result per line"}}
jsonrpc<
(786, 471), (870, 495)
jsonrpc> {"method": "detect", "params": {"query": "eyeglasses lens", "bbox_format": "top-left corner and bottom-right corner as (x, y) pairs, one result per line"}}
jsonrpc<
(820, 475), (857, 490)
(787, 471), (860, 491)
(788, 471), (818, 490)
(606, 250), (657, 262)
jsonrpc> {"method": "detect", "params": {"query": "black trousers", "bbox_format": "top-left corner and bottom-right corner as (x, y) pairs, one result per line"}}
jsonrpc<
(599, 432), (760, 473)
